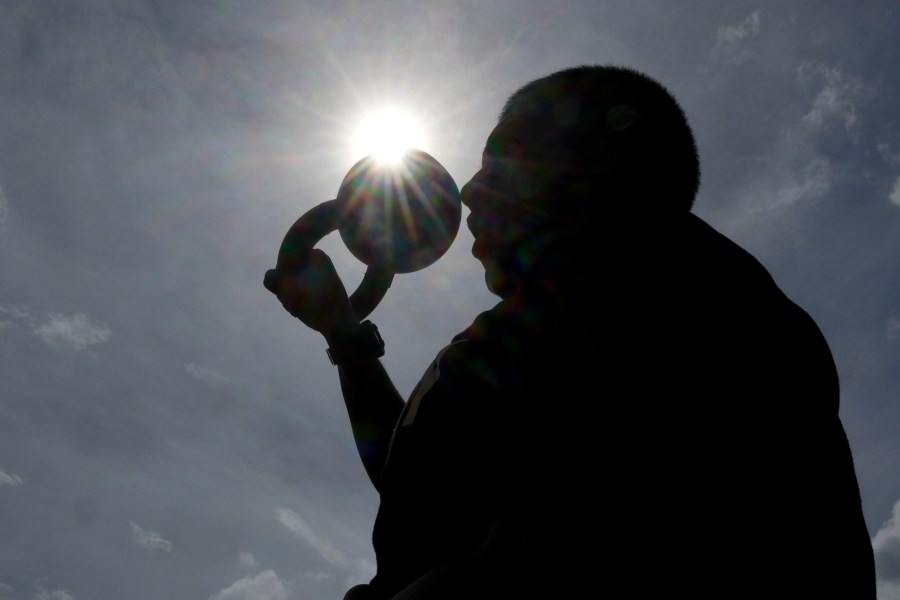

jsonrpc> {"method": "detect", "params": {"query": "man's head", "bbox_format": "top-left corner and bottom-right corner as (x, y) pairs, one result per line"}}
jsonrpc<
(462, 64), (700, 297)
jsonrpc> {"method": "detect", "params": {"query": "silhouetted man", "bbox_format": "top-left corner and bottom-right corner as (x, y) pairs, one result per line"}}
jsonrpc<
(267, 65), (875, 599)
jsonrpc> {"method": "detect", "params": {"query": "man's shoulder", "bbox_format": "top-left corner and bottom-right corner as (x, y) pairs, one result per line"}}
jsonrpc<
(637, 212), (790, 315)
(676, 213), (774, 277)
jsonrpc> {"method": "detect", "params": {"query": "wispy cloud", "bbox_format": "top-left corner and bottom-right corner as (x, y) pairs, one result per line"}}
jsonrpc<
(889, 179), (900, 209)
(873, 500), (900, 600)
(33, 584), (76, 600)
(238, 551), (258, 570)
(0, 581), (12, 599)
(797, 62), (869, 135)
(712, 11), (761, 65)
(0, 468), (22, 488)
(729, 138), (833, 226)
(128, 521), (173, 552)
(0, 305), (30, 320)
(771, 154), (833, 209)
(888, 315), (900, 341)
(208, 570), (289, 600)
(725, 62), (872, 231)
(184, 362), (230, 386)
(33, 313), (112, 352)
(877, 144), (900, 208)
(878, 142), (900, 166)
(0, 305), (29, 332)
(275, 508), (345, 567)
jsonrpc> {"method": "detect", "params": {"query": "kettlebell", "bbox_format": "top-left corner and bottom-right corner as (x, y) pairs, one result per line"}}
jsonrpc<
(264, 149), (461, 320)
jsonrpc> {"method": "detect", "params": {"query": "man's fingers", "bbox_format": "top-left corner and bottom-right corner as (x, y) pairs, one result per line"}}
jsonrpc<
(263, 269), (280, 294)
(264, 250), (352, 335)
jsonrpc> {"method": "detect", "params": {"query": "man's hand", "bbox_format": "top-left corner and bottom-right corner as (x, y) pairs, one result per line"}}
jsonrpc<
(264, 249), (359, 344)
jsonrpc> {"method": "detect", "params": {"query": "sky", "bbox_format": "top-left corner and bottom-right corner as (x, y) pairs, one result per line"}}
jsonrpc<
(0, 0), (899, 598)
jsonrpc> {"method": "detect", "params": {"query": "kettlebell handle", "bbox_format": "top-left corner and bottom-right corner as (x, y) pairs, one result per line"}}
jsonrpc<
(263, 198), (393, 321)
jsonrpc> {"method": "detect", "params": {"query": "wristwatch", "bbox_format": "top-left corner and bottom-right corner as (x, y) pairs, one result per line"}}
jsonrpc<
(326, 320), (385, 365)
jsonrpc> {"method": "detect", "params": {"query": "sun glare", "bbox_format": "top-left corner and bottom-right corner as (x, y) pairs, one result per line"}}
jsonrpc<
(351, 108), (426, 165)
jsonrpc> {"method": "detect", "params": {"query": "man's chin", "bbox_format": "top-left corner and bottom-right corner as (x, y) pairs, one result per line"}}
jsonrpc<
(485, 265), (516, 299)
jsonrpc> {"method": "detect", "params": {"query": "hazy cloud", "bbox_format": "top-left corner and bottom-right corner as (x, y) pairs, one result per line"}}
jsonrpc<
(0, 468), (22, 488)
(184, 362), (230, 386)
(33, 313), (112, 352)
(713, 10), (761, 65)
(208, 570), (288, 600)
(797, 62), (869, 134)
(874, 500), (900, 600)
(889, 178), (900, 209)
(276, 508), (345, 568)
(129, 521), (173, 553)
(0, 305), (30, 320)
(876, 143), (900, 208)
(0, 305), (28, 332)
(878, 142), (900, 166)
(238, 551), (258, 570)
(772, 154), (833, 208)
(33, 584), (75, 600)
(888, 315), (900, 341)
(0, 581), (12, 600)
(727, 62), (872, 223)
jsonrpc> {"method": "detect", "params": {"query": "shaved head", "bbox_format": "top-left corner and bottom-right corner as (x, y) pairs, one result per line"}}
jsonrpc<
(501, 65), (701, 212)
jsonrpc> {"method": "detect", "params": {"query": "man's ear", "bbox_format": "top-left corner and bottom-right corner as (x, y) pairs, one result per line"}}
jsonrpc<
(607, 105), (640, 132)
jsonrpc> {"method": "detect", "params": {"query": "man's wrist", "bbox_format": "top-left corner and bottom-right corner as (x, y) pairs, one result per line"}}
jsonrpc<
(326, 320), (385, 365)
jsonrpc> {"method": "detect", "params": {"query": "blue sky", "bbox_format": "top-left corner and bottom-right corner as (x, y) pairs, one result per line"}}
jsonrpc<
(1, 1), (899, 599)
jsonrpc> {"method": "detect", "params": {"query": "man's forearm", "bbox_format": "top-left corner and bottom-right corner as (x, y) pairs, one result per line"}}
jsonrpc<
(337, 358), (405, 490)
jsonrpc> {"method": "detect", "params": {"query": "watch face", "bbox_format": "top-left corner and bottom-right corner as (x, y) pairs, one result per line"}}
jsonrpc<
(337, 150), (461, 274)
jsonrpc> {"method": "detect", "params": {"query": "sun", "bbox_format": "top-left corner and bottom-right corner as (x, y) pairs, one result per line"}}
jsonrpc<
(350, 108), (427, 165)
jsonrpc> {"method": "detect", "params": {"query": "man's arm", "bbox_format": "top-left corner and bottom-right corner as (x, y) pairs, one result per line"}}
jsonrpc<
(333, 357), (404, 490)
(266, 249), (405, 490)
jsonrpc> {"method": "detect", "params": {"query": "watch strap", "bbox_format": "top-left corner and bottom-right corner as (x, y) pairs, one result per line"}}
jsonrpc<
(326, 320), (385, 365)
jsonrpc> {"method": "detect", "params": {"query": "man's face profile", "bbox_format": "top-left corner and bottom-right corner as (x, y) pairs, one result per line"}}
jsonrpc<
(462, 92), (596, 298)
(461, 113), (565, 298)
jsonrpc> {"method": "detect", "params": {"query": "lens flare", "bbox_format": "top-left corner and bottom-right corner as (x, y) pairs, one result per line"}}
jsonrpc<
(351, 108), (426, 165)
(337, 150), (461, 274)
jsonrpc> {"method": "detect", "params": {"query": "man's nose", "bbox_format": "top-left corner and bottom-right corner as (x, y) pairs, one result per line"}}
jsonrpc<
(460, 168), (494, 210)
(459, 175), (479, 209)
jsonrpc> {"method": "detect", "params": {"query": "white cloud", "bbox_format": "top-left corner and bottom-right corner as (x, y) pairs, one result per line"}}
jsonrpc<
(889, 178), (900, 209)
(874, 500), (900, 600)
(209, 570), (289, 600)
(724, 63), (874, 233)
(797, 62), (868, 135)
(184, 362), (230, 385)
(129, 520), (173, 552)
(0, 468), (22, 488)
(275, 508), (346, 568)
(713, 11), (761, 65)
(238, 551), (258, 570)
(33, 313), (112, 352)
(33, 584), (75, 600)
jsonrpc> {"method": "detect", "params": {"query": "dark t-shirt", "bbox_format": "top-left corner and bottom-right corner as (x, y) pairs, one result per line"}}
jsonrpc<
(365, 212), (874, 599)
